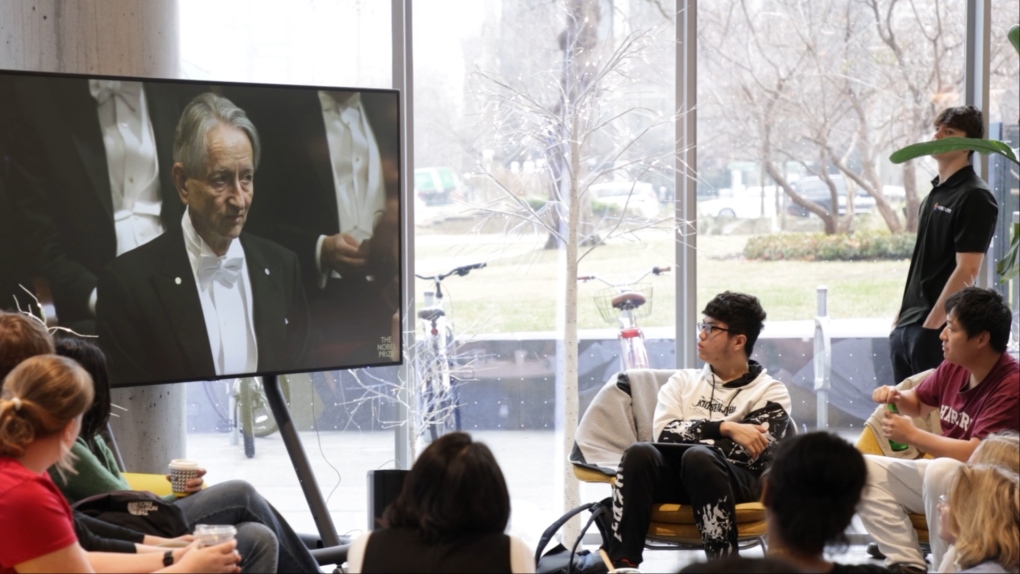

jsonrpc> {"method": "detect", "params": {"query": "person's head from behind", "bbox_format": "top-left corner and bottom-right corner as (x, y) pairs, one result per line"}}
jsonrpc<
(678, 556), (803, 573)
(933, 106), (984, 160)
(0, 311), (55, 380)
(53, 336), (111, 446)
(943, 464), (1019, 572)
(969, 431), (1020, 473)
(172, 92), (261, 256)
(762, 432), (867, 557)
(0, 355), (94, 473)
(383, 431), (510, 543)
(941, 287), (1011, 363)
(698, 291), (767, 363)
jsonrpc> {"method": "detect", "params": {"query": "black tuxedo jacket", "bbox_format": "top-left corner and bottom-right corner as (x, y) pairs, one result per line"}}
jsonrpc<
(95, 226), (309, 387)
(9, 75), (201, 327)
(237, 88), (400, 291)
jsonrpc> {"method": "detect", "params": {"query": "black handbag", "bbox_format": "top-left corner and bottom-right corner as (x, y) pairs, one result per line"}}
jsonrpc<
(72, 490), (190, 538)
(535, 498), (613, 574)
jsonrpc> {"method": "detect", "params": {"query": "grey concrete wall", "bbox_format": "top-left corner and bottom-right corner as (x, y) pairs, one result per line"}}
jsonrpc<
(1, 0), (186, 474)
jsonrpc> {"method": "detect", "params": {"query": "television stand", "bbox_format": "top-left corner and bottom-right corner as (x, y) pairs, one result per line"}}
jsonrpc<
(262, 373), (343, 548)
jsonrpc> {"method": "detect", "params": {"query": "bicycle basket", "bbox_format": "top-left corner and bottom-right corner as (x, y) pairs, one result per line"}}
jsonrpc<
(593, 283), (652, 323)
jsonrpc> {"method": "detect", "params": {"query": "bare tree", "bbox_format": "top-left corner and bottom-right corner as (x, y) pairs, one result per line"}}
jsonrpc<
(460, 0), (681, 527)
(700, 0), (966, 234)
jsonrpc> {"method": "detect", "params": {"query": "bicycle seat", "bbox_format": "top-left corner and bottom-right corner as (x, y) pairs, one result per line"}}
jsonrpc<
(417, 307), (446, 322)
(612, 291), (646, 310)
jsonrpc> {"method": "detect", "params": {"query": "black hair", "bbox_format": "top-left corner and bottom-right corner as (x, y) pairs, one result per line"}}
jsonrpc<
(53, 336), (111, 447)
(762, 432), (867, 556)
(701, 291), (767, 357)
(945, 287), (1012, 354)
(934, 106), (984, 159)
(382, 432), (511, 543)
(678, 556), (804, 573)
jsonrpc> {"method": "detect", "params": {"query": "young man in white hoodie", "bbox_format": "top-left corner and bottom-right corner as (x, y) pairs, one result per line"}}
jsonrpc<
(603, 291), (792, 570)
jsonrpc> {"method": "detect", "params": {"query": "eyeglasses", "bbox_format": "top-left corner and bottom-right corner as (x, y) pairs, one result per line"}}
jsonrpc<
(937, 494), (949, 510)
(696, 322), (731, 336)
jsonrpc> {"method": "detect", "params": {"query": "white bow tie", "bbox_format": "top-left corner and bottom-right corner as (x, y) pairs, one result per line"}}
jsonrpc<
(89, 80), (142, 111)
(197, 255), (244, 289)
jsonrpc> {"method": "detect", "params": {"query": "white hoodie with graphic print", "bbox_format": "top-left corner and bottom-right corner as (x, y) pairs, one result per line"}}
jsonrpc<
(652, 361), (792, 471)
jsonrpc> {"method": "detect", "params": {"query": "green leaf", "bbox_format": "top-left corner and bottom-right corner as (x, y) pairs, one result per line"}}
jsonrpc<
(997, 223), (1020, 283)
(1009, 24), (1019, 55)
(889, 137), (1019, 165)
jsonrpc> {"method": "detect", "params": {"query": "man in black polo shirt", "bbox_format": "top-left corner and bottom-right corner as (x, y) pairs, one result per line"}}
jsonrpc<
(889, 105), (998, 386)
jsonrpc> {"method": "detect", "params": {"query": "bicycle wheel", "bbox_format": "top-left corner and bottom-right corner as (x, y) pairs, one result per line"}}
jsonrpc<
(416, 340), (459, 442)
(237, 377), (289, 438)
(201, 380), (233, 431)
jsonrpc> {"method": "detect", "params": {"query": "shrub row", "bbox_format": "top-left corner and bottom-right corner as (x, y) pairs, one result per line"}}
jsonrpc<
(743, 231), (916, 261)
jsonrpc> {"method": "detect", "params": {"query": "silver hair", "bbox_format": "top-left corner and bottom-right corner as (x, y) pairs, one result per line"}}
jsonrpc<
(173, 92), (261, 177)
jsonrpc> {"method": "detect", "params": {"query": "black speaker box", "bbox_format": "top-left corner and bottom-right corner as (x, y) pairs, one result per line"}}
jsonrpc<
(367, 469), (409, 530)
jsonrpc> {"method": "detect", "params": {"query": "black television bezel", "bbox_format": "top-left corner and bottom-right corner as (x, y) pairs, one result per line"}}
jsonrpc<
(0, 68), (404, 388)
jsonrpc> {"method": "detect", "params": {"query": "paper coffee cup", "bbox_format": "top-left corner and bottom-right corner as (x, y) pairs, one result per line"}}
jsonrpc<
(193, 524), (236, 546)
(168, 459), (201, 497)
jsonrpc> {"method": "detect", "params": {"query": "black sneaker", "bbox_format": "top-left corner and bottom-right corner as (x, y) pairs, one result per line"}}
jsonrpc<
(572, 550), (610, 574)
(866, 542), (886, 560)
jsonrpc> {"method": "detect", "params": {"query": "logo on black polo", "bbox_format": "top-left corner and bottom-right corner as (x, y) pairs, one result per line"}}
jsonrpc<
(933, 203), (953, 214)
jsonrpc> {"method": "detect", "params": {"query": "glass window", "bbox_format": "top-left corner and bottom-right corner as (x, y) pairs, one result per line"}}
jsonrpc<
(413, 0), (676, 541)
(697, 1), (967, 431)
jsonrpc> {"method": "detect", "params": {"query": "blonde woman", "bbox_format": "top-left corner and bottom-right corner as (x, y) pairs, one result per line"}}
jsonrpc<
(0, 355), (241, 573)
(938, 432), (1020, 573)
(938, 464), (1019, 574)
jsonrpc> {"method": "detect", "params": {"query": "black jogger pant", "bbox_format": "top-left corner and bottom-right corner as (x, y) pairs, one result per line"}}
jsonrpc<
(606, 442), (761, 564)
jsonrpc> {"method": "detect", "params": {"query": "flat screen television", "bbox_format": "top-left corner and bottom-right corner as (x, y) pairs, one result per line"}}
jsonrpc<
(0, 70), (402, 388)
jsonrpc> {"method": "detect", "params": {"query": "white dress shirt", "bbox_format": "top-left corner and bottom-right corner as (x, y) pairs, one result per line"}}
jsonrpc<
(181, 211), (258, 376)
(314, 91), (386, 284)
(88, 79), (165, 314)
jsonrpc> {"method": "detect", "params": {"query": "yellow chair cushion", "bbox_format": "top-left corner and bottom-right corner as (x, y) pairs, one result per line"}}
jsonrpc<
(123, 472), (174, 497)
(650, 502), (766, 525)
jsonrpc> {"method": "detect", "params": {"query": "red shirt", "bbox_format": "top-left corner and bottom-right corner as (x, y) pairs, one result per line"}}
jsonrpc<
(0, 457), (78, 573)
(914, 353), (1020, 440)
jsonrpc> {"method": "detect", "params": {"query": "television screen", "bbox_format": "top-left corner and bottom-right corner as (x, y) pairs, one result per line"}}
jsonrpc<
(0, 70), (402, 387)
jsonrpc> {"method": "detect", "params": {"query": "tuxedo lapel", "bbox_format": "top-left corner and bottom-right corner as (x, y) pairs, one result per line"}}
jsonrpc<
(151, 230), (216, 376)
(241, 234), (282, 369)
(143, 85), (186, 230)
(61, 84), (115, 220)
(303, 97), (340, 232)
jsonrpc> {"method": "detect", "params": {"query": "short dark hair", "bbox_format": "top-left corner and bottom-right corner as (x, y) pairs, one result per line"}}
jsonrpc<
(382, 432), (510, 543)
(762, 432), (866, 556)
(679, 556), (803, 573)
(54, 336), (111, 447)
(701, 292), (767, 357)
(0, 311), (54, 380)
(945, 287), (1012, 354)
(935, 106), (984, 159)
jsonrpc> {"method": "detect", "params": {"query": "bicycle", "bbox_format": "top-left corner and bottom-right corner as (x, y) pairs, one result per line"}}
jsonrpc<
(201, 377), (291, 459)
(578, 265), (671, 371)
(413, 262), (486, 442)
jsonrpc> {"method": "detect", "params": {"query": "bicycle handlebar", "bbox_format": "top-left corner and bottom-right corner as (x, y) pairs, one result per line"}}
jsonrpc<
(415, 262), (487, 283)
(577, 265), (671, 286)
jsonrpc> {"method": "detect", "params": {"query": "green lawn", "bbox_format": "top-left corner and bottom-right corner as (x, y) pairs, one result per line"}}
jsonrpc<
(414, 228), (908, 334)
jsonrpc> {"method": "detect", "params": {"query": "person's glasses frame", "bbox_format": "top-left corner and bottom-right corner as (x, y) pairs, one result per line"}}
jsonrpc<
(696, 322), (732, 336)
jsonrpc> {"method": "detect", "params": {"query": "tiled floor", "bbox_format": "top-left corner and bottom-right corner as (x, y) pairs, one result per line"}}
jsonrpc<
(185, 428), (896, 572)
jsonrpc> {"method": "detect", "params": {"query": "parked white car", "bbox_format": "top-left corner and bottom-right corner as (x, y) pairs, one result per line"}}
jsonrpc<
(697, 186), (779, 219)
(589, 180), (660, 218)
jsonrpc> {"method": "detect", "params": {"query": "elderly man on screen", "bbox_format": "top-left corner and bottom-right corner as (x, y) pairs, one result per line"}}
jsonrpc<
(96, 93), (309, 387)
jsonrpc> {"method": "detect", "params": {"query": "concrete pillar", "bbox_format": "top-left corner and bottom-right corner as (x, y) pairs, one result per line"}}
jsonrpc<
(1, 0), (185, 474)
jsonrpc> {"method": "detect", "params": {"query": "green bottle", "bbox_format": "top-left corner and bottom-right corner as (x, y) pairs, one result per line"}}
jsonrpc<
(886, 403), (910, 451)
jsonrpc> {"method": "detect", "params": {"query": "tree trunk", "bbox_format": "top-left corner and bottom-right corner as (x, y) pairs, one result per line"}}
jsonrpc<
(903, 161), (921, 232)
